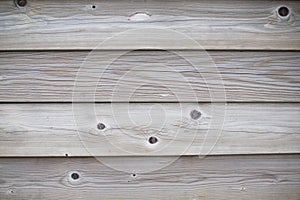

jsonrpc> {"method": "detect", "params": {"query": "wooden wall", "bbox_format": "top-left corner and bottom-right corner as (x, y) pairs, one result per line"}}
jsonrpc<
(0, 0), (299, 199)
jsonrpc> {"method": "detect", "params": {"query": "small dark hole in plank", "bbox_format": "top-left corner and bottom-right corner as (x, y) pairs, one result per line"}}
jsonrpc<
(148, 136), (158, 144)
(190, 109), (201, 120)
(71, 173), (80, 180)
(92, 5), (96, 9)
(97, 123), (106, 130)
(8, 189), (14, 194)
(278, 6), (290, 17)
(15, 0), (27, 7)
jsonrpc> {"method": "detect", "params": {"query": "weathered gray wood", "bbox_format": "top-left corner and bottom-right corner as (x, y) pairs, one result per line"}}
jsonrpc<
(0, 155), (299, 199)
(0, 0), (299, 50)
(0, 51), (299, 102)
(0, 103), (299, 156)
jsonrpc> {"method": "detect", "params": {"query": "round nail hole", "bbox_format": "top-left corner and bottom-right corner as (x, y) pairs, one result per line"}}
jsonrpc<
(277, 6), (290, 18)
(132, 173), (136, 177)
(92, 5), (96, 9)
(190, 109), (201, 120)
(148, 136), (158, 144)
(8, 189), (14, 194)
(71, 172), (80, 180)
(97, 123), (106, 130)
(15, 0), (27, 7)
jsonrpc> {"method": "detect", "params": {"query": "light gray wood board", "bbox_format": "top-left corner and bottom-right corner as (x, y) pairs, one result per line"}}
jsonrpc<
(0, 51), (299, 102)
(0, 103), (299, 156)
(0, 0), (299, 50)
(0, 155), (299, 200)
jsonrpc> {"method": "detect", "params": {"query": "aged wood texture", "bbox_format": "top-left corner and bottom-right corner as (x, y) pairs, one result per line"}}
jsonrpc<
(0, 103), (299, 156)
(0, 0), (299, 50)
(0, 0), (299, 199)
(0, 155), (299, 200)
(0, 51), (299, 102)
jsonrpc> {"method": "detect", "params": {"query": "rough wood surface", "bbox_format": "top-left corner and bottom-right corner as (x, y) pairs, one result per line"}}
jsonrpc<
(1, 0), (299, 198)
(0, 103), (299, 156)
(0, 51), (299, 102)
(0, 155), (299, 200)
(0, 0), (299, 50)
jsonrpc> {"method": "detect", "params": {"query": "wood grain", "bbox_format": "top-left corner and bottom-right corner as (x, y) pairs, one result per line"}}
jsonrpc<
(0, 155), (299, 199)
(0, 51), (299, 102)
(0, 103), (299, 156)
(0, 0), (299, 50)
(1, 0), (299, 198)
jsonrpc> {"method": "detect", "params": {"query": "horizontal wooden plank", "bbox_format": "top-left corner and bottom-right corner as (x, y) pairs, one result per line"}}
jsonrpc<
(0, 155), (299, 199)
(0, 103), (299, 156)
(0, 0), (299, 50)
(1, 51), (299, 102)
